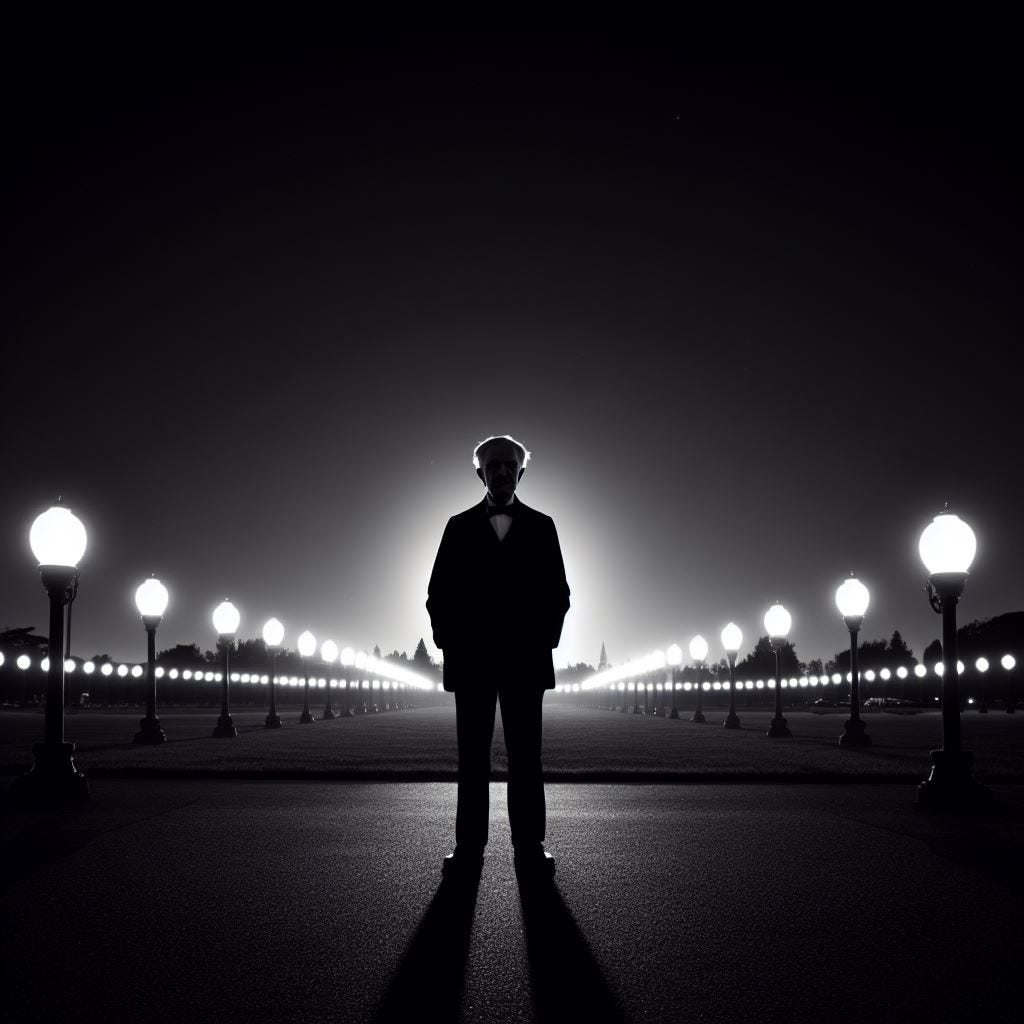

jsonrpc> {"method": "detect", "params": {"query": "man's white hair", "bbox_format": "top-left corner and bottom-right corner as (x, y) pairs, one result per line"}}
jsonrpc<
(472, 434), (532, 470)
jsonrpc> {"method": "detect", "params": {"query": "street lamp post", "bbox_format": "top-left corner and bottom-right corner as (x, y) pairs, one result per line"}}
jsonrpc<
(321, 639), (338, 719)
(298, 630), (317, 723)
(134, 576), (169, 745)
(666, 643), (682, 719)
(764, 604), (792, 738)
(916, 508), (990, 807)
(211, 600), (240, 737)
(836, 575), (871, 747)
(13, 505), (90, 800)
(689, 636), (708, 723)
(263, 617), (284, 729)
(975, 657), (989, 713)
(721, 622), (742, 729)
(1003, 654), (1017, 713)
(340, 647), (355, 716)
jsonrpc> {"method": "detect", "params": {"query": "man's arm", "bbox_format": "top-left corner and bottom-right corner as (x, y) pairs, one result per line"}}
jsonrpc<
(426, 519), (455, 651)
(546, 517), (571, 648)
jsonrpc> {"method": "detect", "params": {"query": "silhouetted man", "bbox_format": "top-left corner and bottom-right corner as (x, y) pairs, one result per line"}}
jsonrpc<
(427, 434), (570, 878)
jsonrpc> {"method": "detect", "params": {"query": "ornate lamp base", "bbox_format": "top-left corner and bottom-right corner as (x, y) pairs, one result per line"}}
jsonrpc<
(690, 711), (706, 724)
(322, 708), (336, 720)
(264, 713), (283, 729)
(767, 715), (791, 738)
(839, 718), (871, 747)
(668, 708), (680, 720)
(723, 713), (741, 729)
(299, 710), (315, 723)
(918, 750), (993, 809)
(212, 714), (237, 738)
(12, 742), (89, 802)
(134, 716), (166, 745)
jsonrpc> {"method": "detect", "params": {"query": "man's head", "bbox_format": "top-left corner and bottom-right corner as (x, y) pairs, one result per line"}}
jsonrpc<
(473, 434), (530, 505)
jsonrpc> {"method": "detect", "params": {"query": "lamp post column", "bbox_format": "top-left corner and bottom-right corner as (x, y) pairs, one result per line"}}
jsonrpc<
(134, 617), (166, 744)
(691, 664), (705, 723)
(767, 640), (792, 738)
(840, 617), (869, 746)
(14, 565), (89, 799)
(724, 653), (740, 729)
(300, 659), (314, 723)
(213, 638), (237, 737)
(668, 669), (679, 719)
(265, 651), (282, 728)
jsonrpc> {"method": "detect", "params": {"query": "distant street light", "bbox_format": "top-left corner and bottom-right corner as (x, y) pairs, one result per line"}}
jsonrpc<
(298, 630), (317, 723)
(133, 576), (169, 745)
(263, 617), (284, 729)
(666, 643), (682, 719)
(211, 600), (240, 738)
(916, 507), (989, 807)
(320, 640), (339, 719)
(764, 603), (793, 738)
(721, 622), (743, 729)
(340, 646), (355, 716)
(835, 575), (871, 748)
(13, 505), (90, 800)
(689, 635), (709, 723)
(975, 656), (989, 713)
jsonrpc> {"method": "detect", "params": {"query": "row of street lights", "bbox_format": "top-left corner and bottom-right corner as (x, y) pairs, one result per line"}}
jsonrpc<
(582, 507), (992, 807)
(11, 504), (432, 801)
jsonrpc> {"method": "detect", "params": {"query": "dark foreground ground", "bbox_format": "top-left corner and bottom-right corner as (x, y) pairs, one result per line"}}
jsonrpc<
(2, 778), (1022, 1024)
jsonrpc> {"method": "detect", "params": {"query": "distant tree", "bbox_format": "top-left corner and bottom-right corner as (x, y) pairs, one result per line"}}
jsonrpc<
(734, 636), (802, 680)
(157, 643), (206, 668)
(0, 626), (47, 651)
(954, 612), (1024, 660)
(830, 638), (890, 674)
(556, 662), (596, 683)
(886, 630), (916, 666)
(923, 639), (942, 667)
(386, 650), (410, 664)
(806, 658), (824, 676)
(412, 638), (432, 670)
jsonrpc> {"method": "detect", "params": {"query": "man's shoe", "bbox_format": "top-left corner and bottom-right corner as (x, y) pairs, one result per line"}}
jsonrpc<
(513, 844), (555, 878)
(441, 846), (484, 878)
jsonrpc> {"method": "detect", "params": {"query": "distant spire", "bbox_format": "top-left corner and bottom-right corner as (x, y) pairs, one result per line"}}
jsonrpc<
(598, 641), (608, 670)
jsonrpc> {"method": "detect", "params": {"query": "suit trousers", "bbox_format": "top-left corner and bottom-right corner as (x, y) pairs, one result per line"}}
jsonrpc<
(454, 684), (546, 851)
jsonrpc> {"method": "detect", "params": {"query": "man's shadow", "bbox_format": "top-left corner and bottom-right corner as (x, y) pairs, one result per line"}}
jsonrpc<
(371, 874), (480, 1024)
(516, 871), (627, 1024)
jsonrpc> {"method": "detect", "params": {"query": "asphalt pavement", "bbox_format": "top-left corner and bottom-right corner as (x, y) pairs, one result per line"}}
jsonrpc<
(2, 778), (1022, 1024)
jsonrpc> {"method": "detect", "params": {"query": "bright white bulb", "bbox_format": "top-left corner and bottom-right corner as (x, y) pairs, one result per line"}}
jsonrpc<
(721, 622), (743, 654)
(897, 666), (908, 679)
(1002, 654), (1016, 671)
(355, 650), (367, 669)
(135, 577), (169, 618)
(956, 660), (965, 675)
(29, 506), (87, 567)
(914, 665), (927, 678)
(832, 673), (841, 684)
(835, 577), (870, 618)
(864, 669), (876, 682)
(341, 646), (355, 666)
(321, 639), (339, 663)
(263, 617), (285, 648)
(934, 663), (944, 676)
(17, 654), (31, 670)
(298, 630), (317, 657)
(650, 649), (666, 670)
(41, 658), (50, 671)
(666, 643), (682, 666)
(131, 665), (143, 678)
(689, 635), (708, 661)
(101, 663), (113, 676)
(212, 601), (240, 636)
(64, 658), (76, 672)
(84, 661), (95, 674)
(880, 668), (891, 681)
(764, 604), (792, 638)
(117, 664), (128, 677)
(976, 657), (989, 672)
(918, 511), (976, 574)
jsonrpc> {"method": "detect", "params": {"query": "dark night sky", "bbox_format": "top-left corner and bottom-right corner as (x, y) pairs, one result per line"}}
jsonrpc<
(2, 18), (1021, 668)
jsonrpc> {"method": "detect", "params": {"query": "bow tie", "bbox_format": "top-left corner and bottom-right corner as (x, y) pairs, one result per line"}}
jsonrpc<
(487, 503), (516, 517)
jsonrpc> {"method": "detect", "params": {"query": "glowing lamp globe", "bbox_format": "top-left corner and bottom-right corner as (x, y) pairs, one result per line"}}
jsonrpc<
(101, 663), (113, 676)
(1002, 654), (1016, 671)
(298, 630), (317, 658)
(17, 654), (30, 670)
(897, 666), (908, 679)
(976, 657), (989, 673)
(666, 643), (682, 667)
(689, 635), (709, 662)
(914, 665), (927, 678)
(263, 617), (284, 648)
(212, 601), (240, 636)
(84, 661), (95, 674)
(340, 647), (355, 667)
(135, 577), (169, 619)
(721, 622), (743, 654)
(764, 604), (792, 639)
(321, 639), (339, 664)
(30, 506), (87, 567)
(650, 649), (666, 670)
(835, 577), (869, 619)
(355, 650), (367, 670)
(918, 511), (976, 575)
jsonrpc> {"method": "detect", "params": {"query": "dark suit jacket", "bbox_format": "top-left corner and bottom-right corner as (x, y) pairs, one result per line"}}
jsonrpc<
(426, 497), (570, 692)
